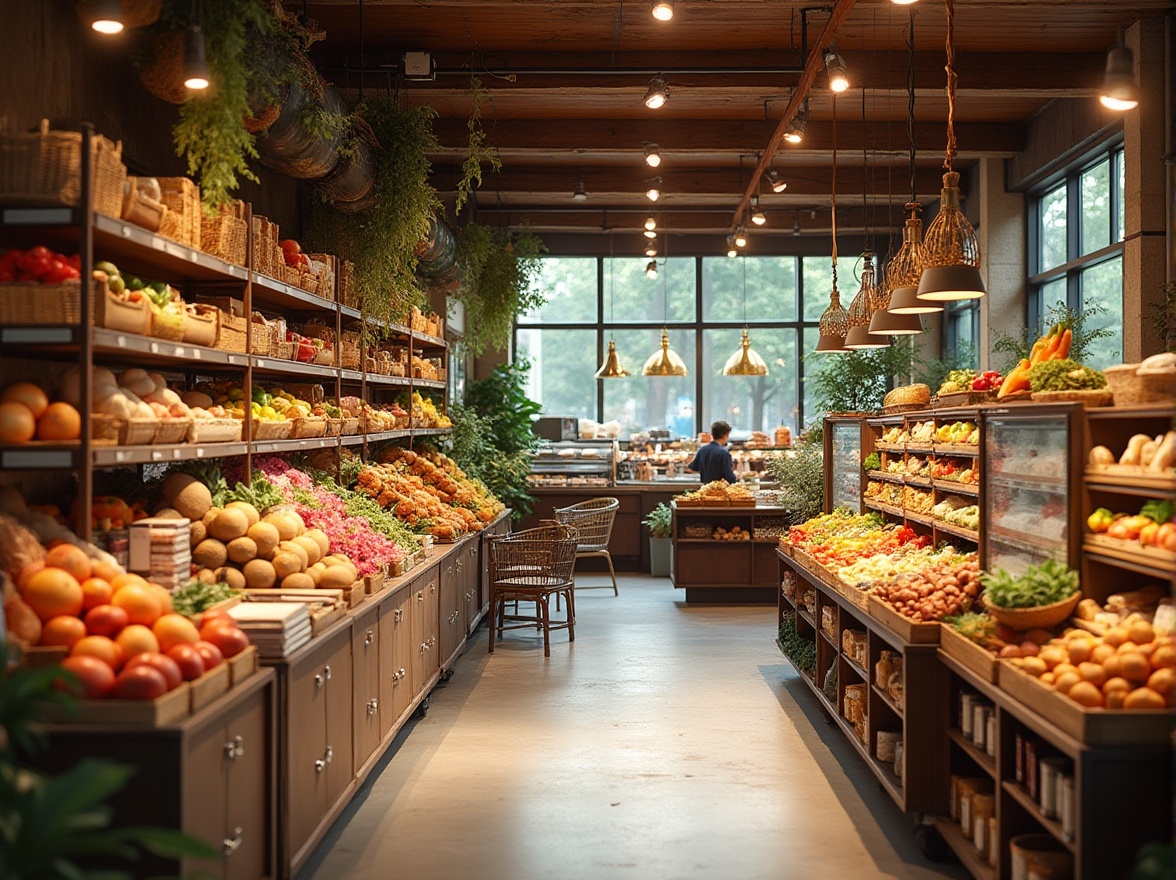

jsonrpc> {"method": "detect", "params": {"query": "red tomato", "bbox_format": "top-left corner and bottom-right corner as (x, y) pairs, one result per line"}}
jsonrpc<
(85, 603), (129, 638)
(199, 608), (234, 630)
(279, 239), (301, 255)
(193, 640), (224, 669)
(57, 654), (117, 699)
(203, 624), (249, 658)
(125, 652), (183, 691)
(166, 644), (206, 681)
(111, 664), (168, 700)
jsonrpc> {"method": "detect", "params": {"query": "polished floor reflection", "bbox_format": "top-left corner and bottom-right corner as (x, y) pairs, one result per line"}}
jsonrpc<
(299, 575), (965, 880)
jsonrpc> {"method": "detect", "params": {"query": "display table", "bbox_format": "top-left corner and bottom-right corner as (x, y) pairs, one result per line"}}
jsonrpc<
(669, 501), (789, 602)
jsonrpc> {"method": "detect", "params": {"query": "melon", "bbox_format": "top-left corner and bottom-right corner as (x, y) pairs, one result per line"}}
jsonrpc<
(306, 562), (326, 586)
(280, 572), (315, 590)
(162, 472), (198, 504)
(192, 539), (228, 570)
(319, 565), (357, 589)
(226, 537), (258, 564)
(172, 480), (212, 521)
(209, 508), (249, 542)
(271, 552), (301, 580)
(292, 535), (321, 566)
(242, 559), (276, 589)
(214, 567), (246, 590)
(189, 520), (207, 546)
(196, 568), (218, 585)
(278, 540), (308, 571)
(263, 511), (302, 542)
(154, 507), (184, 520)
(305, 529), (330, 557)
(247, 522), (280, 559)
(225, 501), (260, 527)
(202, 507), (222, 528)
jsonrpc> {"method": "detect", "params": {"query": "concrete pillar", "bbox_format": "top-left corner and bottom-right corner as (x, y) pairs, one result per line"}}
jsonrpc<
(1122, 17), (1169, 360)
(977, 158), (1027, 371)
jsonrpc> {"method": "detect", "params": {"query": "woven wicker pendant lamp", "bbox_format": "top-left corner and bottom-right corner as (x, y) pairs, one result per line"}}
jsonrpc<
(815, 95), (849, 354)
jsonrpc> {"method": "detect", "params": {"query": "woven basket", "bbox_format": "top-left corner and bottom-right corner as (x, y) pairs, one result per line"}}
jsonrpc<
(983, 593), (1082, 631)
(182, 304), (219, 347)
(188, 418), (243, 444)
(0, 120), (125, 217)
(218, 312), (248, 353)
(156, 177), (201, 247)
(325, 418), (342, 437)
(153, 418), (191, 445)
(0, 279), (93, 325)
(138, 30), (187, 104)
(201, 201), (247, 266)
(306, 254), (336, 300)
(120, 177), (165, 232)
(289, 417), (329, 439)
(1138, 370), (1176, 403)
(250, 217), (269, 277)
(276, 340), (296, 360)
(340, 416), (360, 436)
(1031, 389), (1113, 407)
(91, 415), (158, 447)
(150, 307), (185, 341)
(96, 286), (151, 334)
(1104, 364), (1146, 405)
(251, 420), (293, 441)
(339, 260), (358, 308)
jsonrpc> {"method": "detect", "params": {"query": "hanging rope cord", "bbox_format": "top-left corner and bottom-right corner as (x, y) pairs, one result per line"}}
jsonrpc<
(943, 0), (958, 173)
(830, 95), (838, 288)
(907, 9), (918, 201)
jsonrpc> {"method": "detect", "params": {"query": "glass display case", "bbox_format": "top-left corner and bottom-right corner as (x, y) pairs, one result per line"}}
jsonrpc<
(981, 404), (1082, 575)
(527, 440), (618, 487)
(617, 441), (785, 484)
(825, 417), (870, 514)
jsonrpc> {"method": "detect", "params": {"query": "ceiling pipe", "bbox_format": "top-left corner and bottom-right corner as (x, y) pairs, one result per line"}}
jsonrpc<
(729, 0), (859, 233)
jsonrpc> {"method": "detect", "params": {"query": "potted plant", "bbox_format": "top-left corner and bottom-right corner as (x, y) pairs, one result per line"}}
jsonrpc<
(643, 503), (672, 576)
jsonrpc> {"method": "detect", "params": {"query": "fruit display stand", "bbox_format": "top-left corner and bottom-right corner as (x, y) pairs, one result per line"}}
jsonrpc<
(33, 668), (278, 880)
(670, 501), (791, 602)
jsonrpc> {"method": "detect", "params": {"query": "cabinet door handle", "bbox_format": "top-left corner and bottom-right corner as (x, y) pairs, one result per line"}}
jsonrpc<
(315, 757), (326, 773)
(365, 629), (375, 646)
(395, 608), (404, 622)
(314, 674), (324, 688)
(324, 745), (334, 764)
(224, 735), (244, 761)
(222, 827), (243, 857)
(419, 642), (427, 654)
(428, 635), (436, 647)
(323, 664), (332, 681)
(418, 593), (424, 602)
(367, 698), (378, 715)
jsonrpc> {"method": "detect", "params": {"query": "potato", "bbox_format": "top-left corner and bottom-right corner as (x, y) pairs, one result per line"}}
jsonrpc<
(1000, 645), (1022, 659)
(1019, 641), (1040, 658)
(1020, 656), (1048, 677)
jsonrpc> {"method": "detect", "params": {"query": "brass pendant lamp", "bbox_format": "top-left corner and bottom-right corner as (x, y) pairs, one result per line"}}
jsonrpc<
(596, 242), (630, 378)
(723, 257), (769, 376)
(815, 95), (848, 353)
(643, 235), (688, 377)
(916, 0), (985, 302)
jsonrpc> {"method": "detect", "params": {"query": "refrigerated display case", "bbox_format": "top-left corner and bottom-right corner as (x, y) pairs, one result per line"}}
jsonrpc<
(980, 403), (1082, 575)
(825, 416), (872, 514)
(527, 439), (618, 486)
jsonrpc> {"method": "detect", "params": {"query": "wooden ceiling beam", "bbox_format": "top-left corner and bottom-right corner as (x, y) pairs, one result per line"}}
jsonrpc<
(428, 119), (1022, 158)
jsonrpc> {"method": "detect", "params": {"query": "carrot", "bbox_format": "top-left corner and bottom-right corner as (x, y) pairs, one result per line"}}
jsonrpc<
(998, 359), (1031, 397)
(1050, 328), (1072, 361)
(1030, 324), (1058, 364)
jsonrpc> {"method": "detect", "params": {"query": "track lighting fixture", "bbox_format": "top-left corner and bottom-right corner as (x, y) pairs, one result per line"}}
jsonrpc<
(644, 229), (658, 239)
(783, 103), (808, 144)
(644, 242), (658, 257)
(572, 178), (588, 201)
(644, 142), (662, 168)
(646, 178), (662, 201)
(643, 75), (670, 109)
(183, 24), (210, 91)
(766, 169), (787, 193)
(644, 217), (657, 238)
(651, 0), (675, 21)
(792, 215), (801, 237)
(91, 0), (124, 34)
(750, 196), (766, 226)
(1099, 41), (1139, 111)
(825, 48), (849, 93)
(726, 234), (738, 258)
(733, 226), (747, 249)
(645, 260), (659, 280)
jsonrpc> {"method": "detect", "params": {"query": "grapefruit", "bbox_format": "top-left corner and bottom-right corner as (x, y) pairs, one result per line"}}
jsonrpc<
(111, 584), (162, 626)
(22, 568), (84, 621)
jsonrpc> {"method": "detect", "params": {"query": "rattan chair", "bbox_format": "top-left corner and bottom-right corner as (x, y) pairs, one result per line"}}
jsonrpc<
(488, 523), (578, 657)
(553, 498), (620, 598)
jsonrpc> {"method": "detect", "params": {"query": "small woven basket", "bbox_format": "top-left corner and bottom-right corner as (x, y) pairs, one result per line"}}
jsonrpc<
(983, 593), (1082, 632)
(153, 418), (191, 445)
(0, 120), (125, 217)
(149, 308), (185, 341)
(201, 200), (248, 266)
(1031, 389), (1113, 407)
(156, 177), (201, 247)
(218, 312), (248, 353)
(251, 420), (293, 441)
(289, 417), (329, 439)
(182, 304), (219, 347)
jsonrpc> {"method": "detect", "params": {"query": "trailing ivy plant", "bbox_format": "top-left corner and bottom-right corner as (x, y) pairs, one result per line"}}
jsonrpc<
(306, 100), (441, 324)
(454, 76), (502, 213)
(452, 224), (546, 356)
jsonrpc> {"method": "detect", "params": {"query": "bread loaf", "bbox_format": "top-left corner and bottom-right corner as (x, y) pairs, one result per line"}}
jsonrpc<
(884, 383), (931, 407)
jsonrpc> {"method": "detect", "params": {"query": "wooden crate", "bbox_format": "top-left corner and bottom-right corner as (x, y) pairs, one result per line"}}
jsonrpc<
(46, 682), (191, 727)
(21, 645), (68, 668)
(1085, 533), (1176, 568)
(188, 660), (230, 711)
(227, 645), (258, 685)
(998, 661), (1172, 746)
(365, 571), (386, 594)
(867, 595), (941, 645)
(939, 624), (999, 683)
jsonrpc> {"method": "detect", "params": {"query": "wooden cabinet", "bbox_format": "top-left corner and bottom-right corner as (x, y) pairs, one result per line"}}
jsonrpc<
(282, 626), (354, 874)
(463, 539), (481, 636)
(351, 605), (381, 775)
(411, 567), (440, 699)
(670, 502), (791, 601)
(36, 671), (276, 880)
(439, 550), (464, 669)
(380, 585), (415, 731)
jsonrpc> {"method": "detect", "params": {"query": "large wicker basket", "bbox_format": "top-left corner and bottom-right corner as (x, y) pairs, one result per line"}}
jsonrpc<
(201, 200), (248, 266)
(218, 312), (248, 353)
(156, 177), (201, 248)
(1105, 363), (1175, 405)
(983, 593), (1082, 631)
(0, 120), (125, 217)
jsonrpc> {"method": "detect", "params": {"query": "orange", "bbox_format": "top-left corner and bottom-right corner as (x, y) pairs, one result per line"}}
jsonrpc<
(90, 559), (123, 583)
(80, 577), (113, 612)
(110, 572), (149, 591)
(44, 544), (91, 583)
(111, 584), (162, 627)
(22, 567), (84, 622)
(16, 561), (45, 592)
(115, 624), (160, 659)
(0, 401), (36, 443)
(71, 634), (125, 671)
(148, 584), (174, 615)
(35, 402), (81, 441)
(40, 615), (87, 648)
(152, 614), (199, 653)
(1, 382), (48, 419)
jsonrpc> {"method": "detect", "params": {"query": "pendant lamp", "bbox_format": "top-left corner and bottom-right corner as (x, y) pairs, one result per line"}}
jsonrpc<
(643, 240), (688, 377)
(723, 258), (768, 376)
(596, 249), (630, 378)
(916, 0), (985, 302)
(815, 95), (848, 354)
(888, 204), (940, 314)
(844, 252), (889, 349)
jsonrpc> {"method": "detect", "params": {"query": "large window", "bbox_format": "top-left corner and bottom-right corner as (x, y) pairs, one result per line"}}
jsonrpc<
(1027, 145), (1125, 368)
(514, 255), (827, 438)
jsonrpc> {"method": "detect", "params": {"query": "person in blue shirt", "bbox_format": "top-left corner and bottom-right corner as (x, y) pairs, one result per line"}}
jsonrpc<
(687, 420), (738, 484)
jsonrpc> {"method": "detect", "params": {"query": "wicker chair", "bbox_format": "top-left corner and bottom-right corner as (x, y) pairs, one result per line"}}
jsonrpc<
(553, 498), (620, 598)
(488, 523), (578, 657)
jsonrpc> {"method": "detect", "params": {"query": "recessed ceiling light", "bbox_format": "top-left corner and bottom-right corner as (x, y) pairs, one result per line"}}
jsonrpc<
(90, 0), (124, 33)
(651, 0), (675, 22)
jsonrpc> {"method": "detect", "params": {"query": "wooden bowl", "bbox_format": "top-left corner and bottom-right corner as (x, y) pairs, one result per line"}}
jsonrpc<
(983, 592), (1082, 631)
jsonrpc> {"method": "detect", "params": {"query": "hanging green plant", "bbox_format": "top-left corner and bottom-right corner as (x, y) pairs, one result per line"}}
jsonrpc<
(452, 223), (546, 356)
(305, 99), (441, 324)
(454, 76), (502, 213)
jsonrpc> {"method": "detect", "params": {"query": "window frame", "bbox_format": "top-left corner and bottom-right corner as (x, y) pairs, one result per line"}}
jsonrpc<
(513, 255), (824, 436)
(1026, 142), (1125, 338)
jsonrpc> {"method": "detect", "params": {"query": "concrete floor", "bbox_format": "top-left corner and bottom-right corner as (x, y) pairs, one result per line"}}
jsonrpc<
(298, 575), (967, 880)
